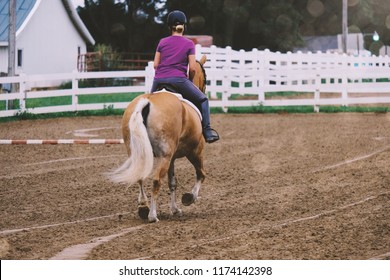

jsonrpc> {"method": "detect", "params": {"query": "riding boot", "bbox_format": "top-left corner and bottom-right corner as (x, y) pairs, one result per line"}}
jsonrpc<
(200, 100), (220, 143)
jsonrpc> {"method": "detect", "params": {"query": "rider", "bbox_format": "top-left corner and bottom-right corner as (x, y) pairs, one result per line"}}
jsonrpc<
(151, 10), (219, 143)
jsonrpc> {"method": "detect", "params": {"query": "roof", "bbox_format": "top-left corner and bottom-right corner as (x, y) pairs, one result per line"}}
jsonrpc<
(61, 0), (95, 45)
(0, 0), (37, 42)
(0, 0), (94, 45)
(185, 35), (213, 47)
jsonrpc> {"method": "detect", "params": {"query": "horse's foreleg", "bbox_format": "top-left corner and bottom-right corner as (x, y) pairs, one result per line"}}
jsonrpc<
(168, 160), (182, 216)
(149, 157), (171, 223)
(137, 180), (149, 220)
(182, 153), (206, 206)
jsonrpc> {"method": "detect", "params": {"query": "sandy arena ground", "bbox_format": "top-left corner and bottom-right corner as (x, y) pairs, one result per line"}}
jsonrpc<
(0, 113), (389, 260)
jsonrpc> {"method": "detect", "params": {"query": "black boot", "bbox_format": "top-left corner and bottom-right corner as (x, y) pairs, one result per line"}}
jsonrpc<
(200, 100), (220, 143)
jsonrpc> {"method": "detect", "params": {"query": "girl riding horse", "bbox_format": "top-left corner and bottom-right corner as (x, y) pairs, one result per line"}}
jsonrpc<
(151, 10), (219, 143)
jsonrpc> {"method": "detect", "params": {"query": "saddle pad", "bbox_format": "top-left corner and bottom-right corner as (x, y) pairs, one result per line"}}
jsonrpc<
(152, 89), (202, 121)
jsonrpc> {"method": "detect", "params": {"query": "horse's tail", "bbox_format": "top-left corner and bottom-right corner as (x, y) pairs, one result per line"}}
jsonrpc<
(109, 98), (153, 185)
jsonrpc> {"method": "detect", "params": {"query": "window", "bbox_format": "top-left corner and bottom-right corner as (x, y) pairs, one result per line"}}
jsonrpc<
(17, 49), (23, 67)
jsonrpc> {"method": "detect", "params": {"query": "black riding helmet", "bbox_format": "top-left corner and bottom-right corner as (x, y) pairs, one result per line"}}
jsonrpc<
(167, 10), (187, 27)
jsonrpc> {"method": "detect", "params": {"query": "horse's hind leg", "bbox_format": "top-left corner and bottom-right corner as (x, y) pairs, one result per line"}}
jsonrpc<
(137, 180), (149, 220)
(168, 159), (182, 216)
(149, 156), (171, 223)
(182, 152), (206, 206)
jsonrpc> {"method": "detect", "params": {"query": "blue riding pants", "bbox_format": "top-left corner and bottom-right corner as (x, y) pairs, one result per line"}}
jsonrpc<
(151, 77), (207, 108)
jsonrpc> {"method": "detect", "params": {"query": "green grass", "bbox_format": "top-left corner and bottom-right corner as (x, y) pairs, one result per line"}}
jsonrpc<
(78, 92), (140, 104)
(25, 92), (141, 108)
(0, 100), (20, 110)
(224, 105), (389, 114)
(212, 91), (312, 100)
(265, 91), (312, 97)
(0, 105), (125, 123)
(26, 96), (72, 108)
(318, 106), (389, 113)
(226, 105), (315, 114)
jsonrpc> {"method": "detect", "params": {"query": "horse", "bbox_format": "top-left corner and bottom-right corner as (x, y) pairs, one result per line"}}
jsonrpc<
(109, 55), (208, 222)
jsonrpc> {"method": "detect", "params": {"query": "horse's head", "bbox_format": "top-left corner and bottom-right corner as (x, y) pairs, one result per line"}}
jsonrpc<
(193, 55), (207, 94)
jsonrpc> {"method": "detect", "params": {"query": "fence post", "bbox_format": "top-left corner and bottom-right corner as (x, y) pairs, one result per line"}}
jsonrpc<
(314, 73), (320, 113)
(257, 49), (265, 104)
(341, 54), (348, 106)
(19, 73), (26, 111)
(313, 52), (322, 113)
(72, 70), (79, 111)
(195, 44), (202, 60)
(145, 61), (155, 93)
(261, 49), (271, 105)
(239, 49), (245, 94)
(222, 65), (229, 113)
(209, 45), (220, 99)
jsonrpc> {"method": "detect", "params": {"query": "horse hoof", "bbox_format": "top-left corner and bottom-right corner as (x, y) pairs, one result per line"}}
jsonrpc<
(172, 208), (183, 217)
(182, 193), (195, 206)
(138, 206), (149, 220)
(148, 217), (159, 223)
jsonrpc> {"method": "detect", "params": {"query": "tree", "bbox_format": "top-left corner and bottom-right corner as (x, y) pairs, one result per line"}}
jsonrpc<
(78, 0), (167, 52)
(295, 0), (390, 52)
(77, 0), (390, 53)
(166, 0), (303, 51)
(347, 0), (390, 53)
(124, 0), (168, 51)
(78, 0), (128, 50)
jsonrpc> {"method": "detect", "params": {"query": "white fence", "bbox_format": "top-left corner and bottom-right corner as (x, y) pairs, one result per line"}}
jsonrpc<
(196, 45), (390, 111)
(1, 45), (390, 117)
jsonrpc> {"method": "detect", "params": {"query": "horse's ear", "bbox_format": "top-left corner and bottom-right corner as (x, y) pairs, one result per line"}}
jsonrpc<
(200, 55), (207, 65)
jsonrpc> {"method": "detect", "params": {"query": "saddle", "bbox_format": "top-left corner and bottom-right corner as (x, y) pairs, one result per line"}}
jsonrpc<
(152, 84), (202, 121)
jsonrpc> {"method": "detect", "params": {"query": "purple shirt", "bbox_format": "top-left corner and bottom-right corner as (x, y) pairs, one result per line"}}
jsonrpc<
(155, 36), (195, 79)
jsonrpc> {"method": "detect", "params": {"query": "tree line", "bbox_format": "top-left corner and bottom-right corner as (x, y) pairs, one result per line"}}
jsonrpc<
(77, 0), (390, 54)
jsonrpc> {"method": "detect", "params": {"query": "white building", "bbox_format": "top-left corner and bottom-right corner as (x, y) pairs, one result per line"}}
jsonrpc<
(0, 0), (95, 75)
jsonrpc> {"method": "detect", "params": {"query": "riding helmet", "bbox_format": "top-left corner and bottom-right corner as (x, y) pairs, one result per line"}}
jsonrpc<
(167, 10), (187, 26)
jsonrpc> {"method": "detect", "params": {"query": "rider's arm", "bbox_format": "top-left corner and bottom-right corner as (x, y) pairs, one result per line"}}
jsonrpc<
(188, 54), (197, 82)
(153, 51), (161, 69)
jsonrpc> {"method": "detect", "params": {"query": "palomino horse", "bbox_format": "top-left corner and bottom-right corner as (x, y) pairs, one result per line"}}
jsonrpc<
(110, 55), (208, 222)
